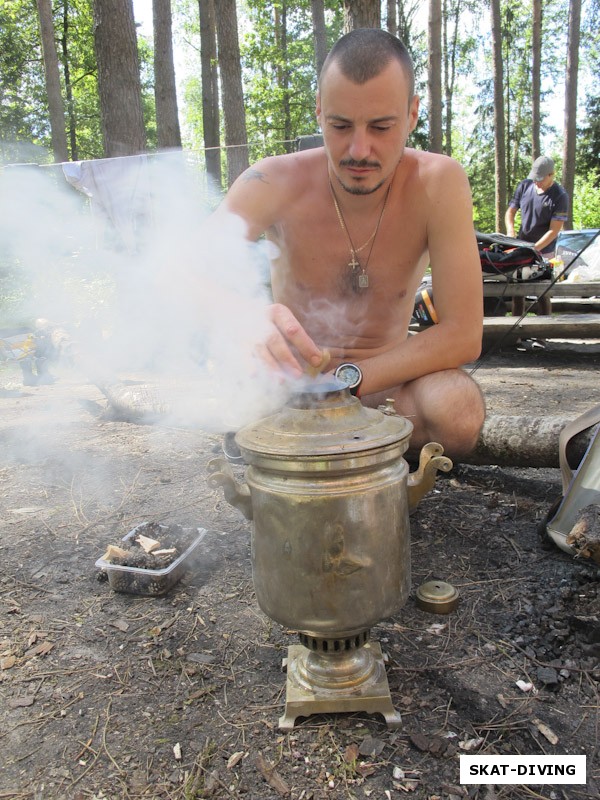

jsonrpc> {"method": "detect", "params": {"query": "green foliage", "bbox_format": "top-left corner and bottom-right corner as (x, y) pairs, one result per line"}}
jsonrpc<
(172, 0), (204, 151)
(0, 0), (156, 163)
(459, 66), (497, 232)
(577, 2), (600, 179)
(577, 96), (600, 181)
(572, 170), (600, 229)
(241, 0), (343, 159)
(0, 0), (50, 163)
(466, 153), (497, 233)
(62, 0), (102, 159)
(181, 75), (205, 153)
(138, 36), (157, 152)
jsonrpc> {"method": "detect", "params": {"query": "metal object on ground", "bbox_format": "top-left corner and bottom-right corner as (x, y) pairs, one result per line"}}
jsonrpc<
(208, 379), (452, 729)
(415, 580), (459, 614)
(280, 641), (400, 730)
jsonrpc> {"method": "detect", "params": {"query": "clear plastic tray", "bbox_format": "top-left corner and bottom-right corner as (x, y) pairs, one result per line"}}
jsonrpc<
(96, 524), (207, 596)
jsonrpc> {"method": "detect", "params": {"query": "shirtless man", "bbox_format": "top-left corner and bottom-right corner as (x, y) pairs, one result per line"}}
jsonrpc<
(220, 28), (485, 458)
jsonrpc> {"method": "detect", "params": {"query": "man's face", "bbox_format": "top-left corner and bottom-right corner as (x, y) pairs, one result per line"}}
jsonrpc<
(316, 60), (419, 196)
(534, 173), (554, 191)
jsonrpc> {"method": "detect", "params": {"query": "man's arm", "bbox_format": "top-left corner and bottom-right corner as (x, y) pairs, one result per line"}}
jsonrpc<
(535, 218), (564, 253)
(534, 188), (569, 252)
(505, 205), (518, 238)
(219, 158), (287, 240)
(505, 181), (524, 238)
(353, 157), (483, 397)
(215, 157), (325, 377)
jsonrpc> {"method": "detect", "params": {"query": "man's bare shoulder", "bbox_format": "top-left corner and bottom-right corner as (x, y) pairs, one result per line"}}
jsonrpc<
(239, 148), (327, 191)
(404, 148), (469, 183)
(222, 148), (327, 238)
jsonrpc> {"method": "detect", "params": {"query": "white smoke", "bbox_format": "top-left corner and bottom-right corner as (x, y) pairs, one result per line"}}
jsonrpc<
(0, 151), (291, 432)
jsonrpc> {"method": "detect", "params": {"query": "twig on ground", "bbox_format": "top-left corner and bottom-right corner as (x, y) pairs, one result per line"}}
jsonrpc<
(75, 713), (100, 760)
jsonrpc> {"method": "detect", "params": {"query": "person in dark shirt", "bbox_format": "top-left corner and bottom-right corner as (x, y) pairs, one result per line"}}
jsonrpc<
(505, 155), (569, 317)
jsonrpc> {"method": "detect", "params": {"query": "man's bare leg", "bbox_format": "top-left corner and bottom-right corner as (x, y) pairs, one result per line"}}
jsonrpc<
(363, 368), (486, 460)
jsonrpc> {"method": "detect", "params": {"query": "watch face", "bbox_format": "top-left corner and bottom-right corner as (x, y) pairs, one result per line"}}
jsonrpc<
(335, 363), (361, 389)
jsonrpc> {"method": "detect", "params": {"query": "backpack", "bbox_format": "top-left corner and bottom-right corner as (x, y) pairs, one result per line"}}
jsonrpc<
(477, 231), (552, 282)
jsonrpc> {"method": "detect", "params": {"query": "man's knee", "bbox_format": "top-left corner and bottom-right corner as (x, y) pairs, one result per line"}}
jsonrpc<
(363, 369), (485, 457)
(410, 369), (485, 457)
(447, 373), (486, 452)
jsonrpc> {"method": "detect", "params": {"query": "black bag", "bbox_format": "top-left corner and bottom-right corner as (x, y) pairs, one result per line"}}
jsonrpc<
(476, 231), (551, 281)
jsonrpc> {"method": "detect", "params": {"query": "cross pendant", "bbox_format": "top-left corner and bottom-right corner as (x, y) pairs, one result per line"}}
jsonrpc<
(348, 254), (360, 271)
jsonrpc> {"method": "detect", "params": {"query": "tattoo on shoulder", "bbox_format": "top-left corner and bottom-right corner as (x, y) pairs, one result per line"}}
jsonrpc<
(242, 168), (269, 184)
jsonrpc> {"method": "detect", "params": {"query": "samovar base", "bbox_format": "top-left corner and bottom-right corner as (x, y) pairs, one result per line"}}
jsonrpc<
(279, 642), (401, 730)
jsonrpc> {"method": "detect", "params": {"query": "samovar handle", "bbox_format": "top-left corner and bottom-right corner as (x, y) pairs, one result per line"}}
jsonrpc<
(407, 442), (453, 513)
(377, 400), (452, 511)
(207, 457), (254, 520)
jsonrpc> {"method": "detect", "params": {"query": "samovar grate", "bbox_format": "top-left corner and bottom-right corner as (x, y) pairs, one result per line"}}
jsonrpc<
(299, 630), (370, 653)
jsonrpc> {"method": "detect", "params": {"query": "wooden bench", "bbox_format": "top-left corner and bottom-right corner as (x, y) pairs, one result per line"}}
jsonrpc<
(479, 313), (600, 344)
(410, 311), (600, 346)
(482, 280), (599, 299)
(410, 282), (600, 345)
(482, 282), (600, 343)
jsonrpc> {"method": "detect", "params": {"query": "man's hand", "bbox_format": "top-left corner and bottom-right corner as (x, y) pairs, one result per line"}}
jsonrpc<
(255, 304), (326, 378)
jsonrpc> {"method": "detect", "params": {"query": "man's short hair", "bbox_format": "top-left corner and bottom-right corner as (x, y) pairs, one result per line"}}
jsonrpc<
(319, 28), (415, 100)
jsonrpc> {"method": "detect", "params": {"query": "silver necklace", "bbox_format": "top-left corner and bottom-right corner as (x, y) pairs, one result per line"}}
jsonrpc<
(329, 179), (392, 291)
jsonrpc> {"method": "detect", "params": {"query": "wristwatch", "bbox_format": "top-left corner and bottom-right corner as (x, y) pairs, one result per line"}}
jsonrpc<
(334, 363), (363, 396)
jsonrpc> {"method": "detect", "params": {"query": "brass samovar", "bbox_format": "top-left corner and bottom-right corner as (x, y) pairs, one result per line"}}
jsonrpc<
(208, 379), (451, 728)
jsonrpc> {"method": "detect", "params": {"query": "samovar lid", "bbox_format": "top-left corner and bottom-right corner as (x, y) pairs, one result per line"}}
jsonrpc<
(235, 380), (412, 461)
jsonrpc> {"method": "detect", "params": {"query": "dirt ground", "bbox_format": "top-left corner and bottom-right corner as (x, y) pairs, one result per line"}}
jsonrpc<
(1, 339), (599, 800)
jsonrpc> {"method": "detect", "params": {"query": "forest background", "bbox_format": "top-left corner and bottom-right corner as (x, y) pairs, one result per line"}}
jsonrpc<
(0, 0), (599, 319)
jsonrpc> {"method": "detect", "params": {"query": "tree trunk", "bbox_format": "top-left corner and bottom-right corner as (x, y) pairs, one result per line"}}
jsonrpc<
(443, 0), (460, 158)
(153, 0), (181, 149)
(311, 0), (328, 78)
(342, 0), (381, 32)
(215, 0), (249, 187)
(386, 0), (397, 36)
(532, 0), (542, 159)
(427, 0), (442, 153)
(562, 0), (581, 231)
(274, 4), (292, 153)
(36, 0), (69, 162)
(92, 0), (146, 157)
(198, 0), (221, 189)
(442, 0), (449, 155)
(60, 0), (78, 161)
(490, 0), (507, 232)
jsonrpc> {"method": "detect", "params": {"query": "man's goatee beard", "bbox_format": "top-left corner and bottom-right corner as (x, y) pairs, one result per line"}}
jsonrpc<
(339, 178), (387, 195)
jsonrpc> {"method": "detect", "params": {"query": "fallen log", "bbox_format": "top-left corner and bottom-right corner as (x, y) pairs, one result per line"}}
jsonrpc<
(466, 415), (597, 468)
(95, 383), (597, 471)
